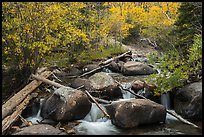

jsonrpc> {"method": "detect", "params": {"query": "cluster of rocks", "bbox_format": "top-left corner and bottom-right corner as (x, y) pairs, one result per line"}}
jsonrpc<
(13, 57), (202, 134)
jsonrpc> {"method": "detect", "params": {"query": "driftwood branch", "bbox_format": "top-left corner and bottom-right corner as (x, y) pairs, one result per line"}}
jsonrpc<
(31, 74), (66, 88)
(166, 110), (200, 129)
(2, 71), (52, 120)
(31, 74), (110, 119)
(18, 114), (32, 127)
(114, 80), (200, 129)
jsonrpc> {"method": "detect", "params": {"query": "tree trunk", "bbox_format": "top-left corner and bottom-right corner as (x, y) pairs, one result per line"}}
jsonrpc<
(2, 71), (52, 120)
(2, 95), (33, 135)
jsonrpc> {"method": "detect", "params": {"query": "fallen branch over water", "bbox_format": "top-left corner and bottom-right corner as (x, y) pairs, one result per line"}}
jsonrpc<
(31, 74), (110, 119)
(114, 80), (200, 129)
(166, 110), (200, 129)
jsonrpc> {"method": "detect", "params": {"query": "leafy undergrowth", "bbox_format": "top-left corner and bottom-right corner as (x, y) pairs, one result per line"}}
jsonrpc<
(42, 45), (127, 69)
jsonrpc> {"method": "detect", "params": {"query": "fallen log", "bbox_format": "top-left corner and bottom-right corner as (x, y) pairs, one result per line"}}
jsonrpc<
(99, 50), (132, 66)
(114, 80), (200, 129)
(31, 74), (66, 88)
(2, 71), (52, 120)
(31, 74), (110, 119)
(67, 51), (132, 78)
(2, 95), (32, 135)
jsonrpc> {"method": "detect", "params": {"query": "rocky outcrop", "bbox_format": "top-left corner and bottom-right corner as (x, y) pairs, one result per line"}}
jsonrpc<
(12, 124), (66, 135)
(88, 72), (123, 100)
(174, 81), (202, 120)
(41, 87), (92, 122)
(121, 61), (155, 75)
(105, 99), (166, 128)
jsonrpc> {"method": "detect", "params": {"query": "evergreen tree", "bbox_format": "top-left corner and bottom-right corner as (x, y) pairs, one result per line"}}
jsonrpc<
(172, 2), (202, 56)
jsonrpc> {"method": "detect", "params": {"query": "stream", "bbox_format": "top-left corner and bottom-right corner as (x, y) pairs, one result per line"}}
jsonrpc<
(20, 56), (202, 135)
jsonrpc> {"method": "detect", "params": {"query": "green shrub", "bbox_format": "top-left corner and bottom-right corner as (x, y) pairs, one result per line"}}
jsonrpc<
(146, 34), (202, 96)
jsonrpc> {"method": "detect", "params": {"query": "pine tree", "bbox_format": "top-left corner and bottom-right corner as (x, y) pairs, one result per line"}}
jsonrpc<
(172, 2), (202, 56)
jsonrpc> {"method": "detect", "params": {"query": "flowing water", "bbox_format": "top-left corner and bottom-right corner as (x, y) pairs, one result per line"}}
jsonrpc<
(73, 69), (202, 135)
(22, 56), (202, 135)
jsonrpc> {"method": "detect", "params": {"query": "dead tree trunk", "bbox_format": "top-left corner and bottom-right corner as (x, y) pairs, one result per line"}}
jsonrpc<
(2, 71), (52, 120)
(2, 95), (32, 134)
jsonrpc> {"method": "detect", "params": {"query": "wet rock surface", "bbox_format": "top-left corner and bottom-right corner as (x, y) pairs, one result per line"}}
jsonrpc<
(88, 72), (123, 100)
(105, 99), (166, 128)
(174, 81), (202, 120)
(121, 61), (155, 75)
(12, 124), (67, 135)
(41, 87), (92, 122)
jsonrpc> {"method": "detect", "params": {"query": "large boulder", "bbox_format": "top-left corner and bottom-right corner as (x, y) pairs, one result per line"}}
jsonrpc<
(41, 87), (92, 122)
(121, 61), (155, 75)
(12, 124), (66, 135)
(174, 81), (202, 120)
(88, 72), (123, 100)
(105, 99), (166, 128)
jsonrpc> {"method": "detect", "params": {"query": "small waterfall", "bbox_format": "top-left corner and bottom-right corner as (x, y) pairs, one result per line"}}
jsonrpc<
(160, 92), (171, 109)
(120, 83), (135, 99)
(74, 103), (119, 135)
(23, 98), (55, 125)
(83, 103), (107, 122)
(24, 98), (44, 125)
(160, 92), (178, 122)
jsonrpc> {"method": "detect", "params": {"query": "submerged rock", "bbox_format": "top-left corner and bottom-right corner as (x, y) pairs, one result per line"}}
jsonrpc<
(105, 99), (166, 128)
(121, 61), (154, 75)
(12, 124), (66, 135)
(41, 87), (92, 122)
(88, 72), (123, 100)
(174, 81), (202, 120)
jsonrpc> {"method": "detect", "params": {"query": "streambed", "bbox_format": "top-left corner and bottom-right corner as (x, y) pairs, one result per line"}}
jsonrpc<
(21, 72), (201, 135)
